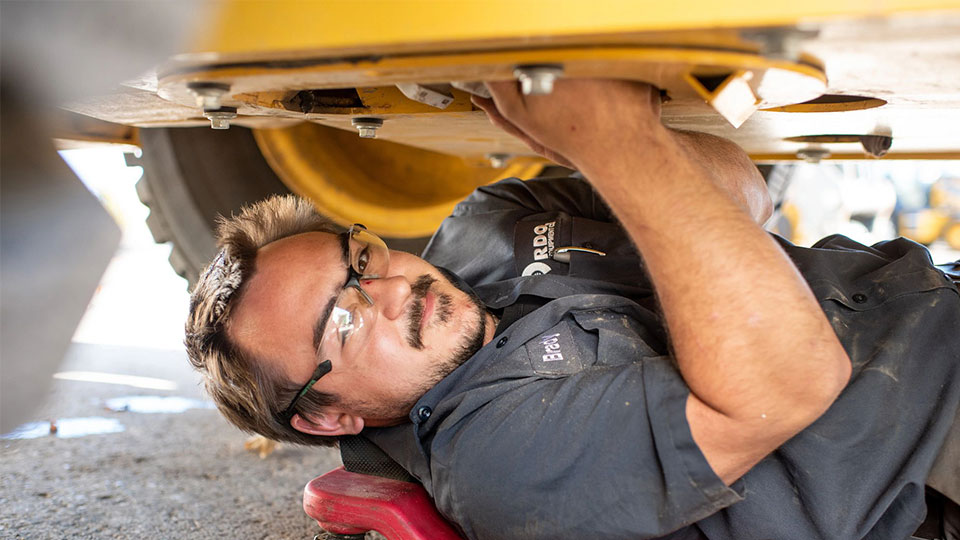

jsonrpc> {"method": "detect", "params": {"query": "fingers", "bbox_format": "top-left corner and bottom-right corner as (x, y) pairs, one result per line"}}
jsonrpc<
(471, 96), (526, 140)
(484, 80), (527, 119)
(472, 95), (546, 152)
(472, 94), (575, 168)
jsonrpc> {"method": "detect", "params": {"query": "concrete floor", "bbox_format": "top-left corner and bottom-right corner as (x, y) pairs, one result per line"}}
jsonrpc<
(0, 341), (341, 540)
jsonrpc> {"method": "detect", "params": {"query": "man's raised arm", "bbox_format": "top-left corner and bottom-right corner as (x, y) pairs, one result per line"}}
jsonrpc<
(483, 79), (851, 484)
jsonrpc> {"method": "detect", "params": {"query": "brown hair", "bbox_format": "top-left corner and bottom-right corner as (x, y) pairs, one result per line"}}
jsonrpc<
(185, 194), (343, 446)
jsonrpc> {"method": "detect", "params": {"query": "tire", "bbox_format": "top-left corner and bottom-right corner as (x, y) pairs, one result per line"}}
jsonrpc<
(128, 127), (293, 288)
(130, 126), (431, 289)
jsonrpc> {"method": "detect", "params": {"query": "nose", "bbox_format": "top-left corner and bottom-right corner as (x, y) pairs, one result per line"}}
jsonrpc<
(360, 275), (411, 321)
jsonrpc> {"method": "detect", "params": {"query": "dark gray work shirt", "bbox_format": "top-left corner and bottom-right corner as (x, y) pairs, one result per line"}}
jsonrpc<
(365, 176), (960, 540)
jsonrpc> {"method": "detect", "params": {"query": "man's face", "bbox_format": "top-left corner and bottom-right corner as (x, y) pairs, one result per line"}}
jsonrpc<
(228, 232), (494, 430)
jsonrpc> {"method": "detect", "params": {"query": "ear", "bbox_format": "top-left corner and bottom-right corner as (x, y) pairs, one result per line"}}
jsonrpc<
(290, 409), (364, 437)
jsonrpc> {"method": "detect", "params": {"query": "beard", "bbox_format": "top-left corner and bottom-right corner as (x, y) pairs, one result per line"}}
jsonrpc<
(339, 271), (489, 422)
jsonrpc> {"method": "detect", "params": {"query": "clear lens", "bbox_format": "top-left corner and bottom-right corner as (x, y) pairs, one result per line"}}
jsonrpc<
(315, 225), (387, 363)
(349, 226), (389, 278)
(319, 285), (376, 360)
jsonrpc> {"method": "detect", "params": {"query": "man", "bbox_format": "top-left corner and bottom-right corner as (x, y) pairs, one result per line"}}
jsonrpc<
(186, 80), (960, 539)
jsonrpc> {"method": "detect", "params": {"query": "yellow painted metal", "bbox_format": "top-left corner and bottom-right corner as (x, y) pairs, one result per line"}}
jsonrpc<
(899, 209), (950, 245)
(193, 1), (960, 56)
(751, 152), (960, 161)
(785, 135), (864, 143)
(68, 11), (960, 160)
(162, 47), (826, 101)
(234, 86), (476, 116)
(253, 122), (543, 237)
(763, 96), (887, 113)
(945, 223), (960, 250)
(158, 46), (827, 148)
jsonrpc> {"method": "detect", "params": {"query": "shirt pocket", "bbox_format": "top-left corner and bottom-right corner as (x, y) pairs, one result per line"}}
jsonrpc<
(572, 309), (665, 367)
(523, 320), (586, 377)
(566, 216), (645, 284)
(513, 211), (571, 277)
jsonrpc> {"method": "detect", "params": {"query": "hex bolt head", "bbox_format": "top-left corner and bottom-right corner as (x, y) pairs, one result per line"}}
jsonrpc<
(203, 107), (238, 130)
(513, 65), (564, 96)
(351, 117), (384, 139)
(187, 82), (231, 111)
(859, 135), (893, 158)
(796, 147), (830, 163)
(486, 153), (510, 168)
(740, 27), (819, 61)
(209, 117), (230, 130)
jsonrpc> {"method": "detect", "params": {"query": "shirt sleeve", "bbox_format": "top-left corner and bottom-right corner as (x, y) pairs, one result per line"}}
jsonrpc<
(428, 356), (742, 540)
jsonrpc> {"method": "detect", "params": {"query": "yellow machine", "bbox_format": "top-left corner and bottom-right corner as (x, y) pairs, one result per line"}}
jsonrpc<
(57, 0), (960, 284)
(900, 176), (960, 249)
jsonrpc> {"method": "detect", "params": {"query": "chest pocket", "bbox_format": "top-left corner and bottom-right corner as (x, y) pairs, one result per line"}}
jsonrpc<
(567, 217), (645, 283)
(513, 212), (646, 284)
(572, 309), (666, 367)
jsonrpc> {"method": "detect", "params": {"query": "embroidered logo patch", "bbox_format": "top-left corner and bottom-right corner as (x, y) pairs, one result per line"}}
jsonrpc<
(522, 221), (556, 276)
(514, 213), (570, 278)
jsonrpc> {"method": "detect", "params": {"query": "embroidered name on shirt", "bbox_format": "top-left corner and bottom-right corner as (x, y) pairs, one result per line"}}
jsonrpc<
(525, 323), (583, 376)
(540, 333), (564, 362)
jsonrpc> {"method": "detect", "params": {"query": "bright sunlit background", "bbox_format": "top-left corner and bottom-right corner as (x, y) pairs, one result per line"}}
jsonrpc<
(60, 147), (190, 351)
(765, 161), (960, 264)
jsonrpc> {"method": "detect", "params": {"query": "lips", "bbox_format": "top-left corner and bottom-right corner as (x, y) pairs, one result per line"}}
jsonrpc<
(420, 291), (435, 335)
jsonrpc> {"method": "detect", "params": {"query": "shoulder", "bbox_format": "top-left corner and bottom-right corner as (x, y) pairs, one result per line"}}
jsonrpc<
(777, 234), (959, 308)
(451, 175), (603, 216)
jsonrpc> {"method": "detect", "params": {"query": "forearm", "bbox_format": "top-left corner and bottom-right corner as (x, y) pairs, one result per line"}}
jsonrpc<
(481, 78), (850, 482)
(577, 124), (850, 462)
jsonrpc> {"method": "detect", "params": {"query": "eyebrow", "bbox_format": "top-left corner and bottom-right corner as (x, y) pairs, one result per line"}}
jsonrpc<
(311, 232), (352, 354)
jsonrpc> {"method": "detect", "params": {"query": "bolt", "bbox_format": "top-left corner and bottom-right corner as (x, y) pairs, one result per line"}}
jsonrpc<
(741, 27), (819, 61)
(351, 117), (383, 139)
(514, 65), (564, 96)
(187, 82), (230, 110)
(486, 153), (510, 168)
(203, 107), (237, 130)
(797, 147), (830, 163)
(859, 135), (893, 158)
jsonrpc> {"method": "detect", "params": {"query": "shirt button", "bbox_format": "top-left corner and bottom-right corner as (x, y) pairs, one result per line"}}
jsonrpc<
(416, 406), (432, 422)
(852, 293), (868, 304)
(496, 336), (509, 348)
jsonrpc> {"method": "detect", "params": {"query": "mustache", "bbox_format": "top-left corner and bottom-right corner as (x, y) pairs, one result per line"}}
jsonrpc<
(406, 275), (436, 350)
(405, 274), (453, 350)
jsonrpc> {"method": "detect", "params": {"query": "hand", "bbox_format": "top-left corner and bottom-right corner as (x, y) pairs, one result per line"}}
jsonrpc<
(471, 95), (576, 169)
(475, 79), (663, 172)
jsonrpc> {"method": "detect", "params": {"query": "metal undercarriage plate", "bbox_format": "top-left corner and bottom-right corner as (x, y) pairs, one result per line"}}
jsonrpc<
(64, 12), (960, 161)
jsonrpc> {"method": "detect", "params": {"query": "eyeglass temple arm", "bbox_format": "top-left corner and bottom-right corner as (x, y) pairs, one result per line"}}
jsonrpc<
(302, 360), (333, 395)
(282, 359), (333, 420)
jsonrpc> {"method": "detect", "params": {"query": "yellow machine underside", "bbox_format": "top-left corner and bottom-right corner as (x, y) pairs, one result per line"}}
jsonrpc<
(63, 1), (960, 236)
